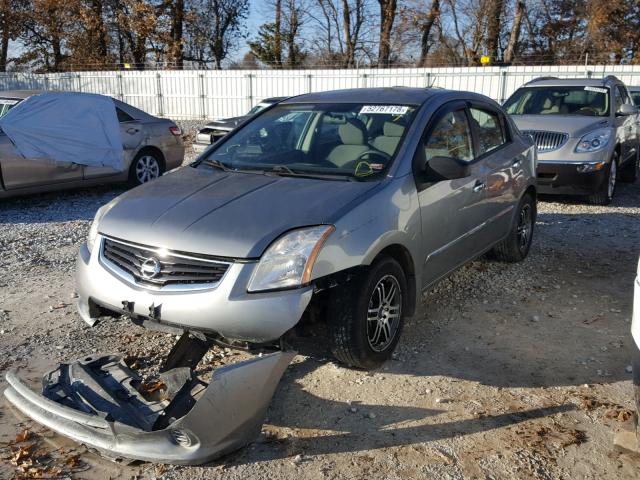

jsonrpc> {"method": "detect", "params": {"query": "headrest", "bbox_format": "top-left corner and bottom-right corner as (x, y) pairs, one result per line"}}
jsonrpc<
(338, 119), (367, 145)
(543, 98), (552, 108)
(383, 121), (405, 137)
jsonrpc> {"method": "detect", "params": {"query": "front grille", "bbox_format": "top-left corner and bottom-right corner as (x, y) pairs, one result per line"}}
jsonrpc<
(102, 237), (230, 289)
(522, 130), (569, 153)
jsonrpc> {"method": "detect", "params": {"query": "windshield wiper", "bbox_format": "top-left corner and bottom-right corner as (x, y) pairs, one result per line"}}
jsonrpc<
(263, 165), (353, 181)
(200, 159), (231, 171)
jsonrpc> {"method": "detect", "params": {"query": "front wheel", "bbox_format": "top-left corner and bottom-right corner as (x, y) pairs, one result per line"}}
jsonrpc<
(492, 193), (535, 262)
(587, 154), (617, 205)
(327, 256), (407, 369)
(128, 151), (163, 186)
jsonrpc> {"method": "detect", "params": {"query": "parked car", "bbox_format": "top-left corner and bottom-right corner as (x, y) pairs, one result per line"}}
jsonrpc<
(0, 90), (25, 117)
(631, 257), (640, 448)
(504, 76), (639, 205)
(0, 90), (184, 198)
(77, 86), (537, 370)
(192, 97), (287, 153)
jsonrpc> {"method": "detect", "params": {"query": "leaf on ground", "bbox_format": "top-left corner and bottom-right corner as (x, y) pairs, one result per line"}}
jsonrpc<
(15, 429), (31, 443)
(140, 381), (166, 394)
(605, 408), (634, 422)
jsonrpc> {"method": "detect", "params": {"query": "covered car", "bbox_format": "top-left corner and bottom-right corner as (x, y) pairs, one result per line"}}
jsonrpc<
(0, 91), (184, 198)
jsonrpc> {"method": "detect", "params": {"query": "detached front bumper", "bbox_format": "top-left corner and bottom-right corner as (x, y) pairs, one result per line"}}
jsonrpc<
(76, 237), (313, 343)
(537, 160), (608, 196)
(4, 351), (295, 465)
(191, 141), (210, 154)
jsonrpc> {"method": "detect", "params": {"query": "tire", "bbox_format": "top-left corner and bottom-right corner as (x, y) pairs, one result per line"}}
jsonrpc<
(587, 153), (617, 205)
(128, 150), (164, 187)
(620, 149), (639, 183)
(327, 256), (407, 369)
(492, 193), (535, 263)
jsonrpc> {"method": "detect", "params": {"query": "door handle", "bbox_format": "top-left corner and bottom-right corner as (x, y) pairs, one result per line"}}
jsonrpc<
(127, 128), (139, 134)
(473, 181), (486, 192)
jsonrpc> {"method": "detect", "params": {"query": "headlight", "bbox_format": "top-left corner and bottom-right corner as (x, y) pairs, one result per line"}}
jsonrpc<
(87, 201), (116, 252)
(248, 226), (335, 292)
(575, 128), (612, 153)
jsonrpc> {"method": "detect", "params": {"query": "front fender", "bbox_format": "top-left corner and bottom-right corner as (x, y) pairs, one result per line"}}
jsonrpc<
(311, 175), (422, 283)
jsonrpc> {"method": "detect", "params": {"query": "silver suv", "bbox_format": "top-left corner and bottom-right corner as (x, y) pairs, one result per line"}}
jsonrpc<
(504, 76), (640, 204)
(77, 87), (536, 370)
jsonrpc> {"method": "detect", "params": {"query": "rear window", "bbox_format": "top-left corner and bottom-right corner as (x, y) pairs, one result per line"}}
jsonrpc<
(504, 86), (610, 117)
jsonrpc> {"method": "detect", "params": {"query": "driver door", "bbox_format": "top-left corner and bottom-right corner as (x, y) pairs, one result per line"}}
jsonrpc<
(414, 102), (491, 288)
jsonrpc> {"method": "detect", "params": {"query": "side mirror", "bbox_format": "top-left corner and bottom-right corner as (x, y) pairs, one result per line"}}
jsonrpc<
(426, 155), (470, 180)
(617, 103), (638, 116)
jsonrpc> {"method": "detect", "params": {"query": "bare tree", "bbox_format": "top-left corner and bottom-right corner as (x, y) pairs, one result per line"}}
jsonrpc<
(485, 0), (503, 61)
(503, 0), (523, 64)
(419, 0), (440, 65)
(377, 0), (396, 66)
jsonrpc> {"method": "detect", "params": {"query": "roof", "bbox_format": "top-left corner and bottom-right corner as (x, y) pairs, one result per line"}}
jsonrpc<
(282, 87), (444, 105)
(523, 77), (622, 88)
(261, 97), (288, 103)
(0, 90), (44, 100)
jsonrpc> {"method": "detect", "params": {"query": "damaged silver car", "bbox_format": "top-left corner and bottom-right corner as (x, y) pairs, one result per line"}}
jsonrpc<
(5, 87), (537, 464)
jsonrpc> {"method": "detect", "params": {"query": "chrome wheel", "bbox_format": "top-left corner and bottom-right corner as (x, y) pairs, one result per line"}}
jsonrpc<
(608, 160), (617, 199)
(366, 274), (402, 352)
(516, 204), (533, 252)
(135, 155), (160, 184)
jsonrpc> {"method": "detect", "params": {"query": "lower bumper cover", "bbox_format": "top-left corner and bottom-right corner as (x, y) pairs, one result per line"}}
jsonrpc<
(4, 351), (294, 465)
(537, 161), (607, 196)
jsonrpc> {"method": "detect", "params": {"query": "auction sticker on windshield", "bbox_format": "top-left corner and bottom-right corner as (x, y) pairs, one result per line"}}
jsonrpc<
(584, 86), (608, 94)
(360, 105), (410, 115)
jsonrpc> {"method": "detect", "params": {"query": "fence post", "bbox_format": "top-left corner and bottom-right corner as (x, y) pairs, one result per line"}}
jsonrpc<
(156, 72), (164, 117)
(246, 73), (254, 111)
(498, 68), (508, 103)
(307, 73), (313, 93)
(360, 72), (368, 88)
(425, 71), (431, 88)
(76, 73), (82, 92)
(117, 73), (124, 101)
(199, 73), (206, 119)
(44, 74), (50, 91)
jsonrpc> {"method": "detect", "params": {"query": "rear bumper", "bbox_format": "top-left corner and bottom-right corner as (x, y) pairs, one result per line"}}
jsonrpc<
(76, 237), (313, 342)
(536, 160), (608, 195)
(4, 351), (295, 465)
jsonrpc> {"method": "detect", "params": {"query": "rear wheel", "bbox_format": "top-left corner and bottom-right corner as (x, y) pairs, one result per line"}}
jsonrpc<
(328, 256), (407, 369)
(128, 150), (163, 186)
(587, 154), (617, 205)
(492, 193), (535, 263)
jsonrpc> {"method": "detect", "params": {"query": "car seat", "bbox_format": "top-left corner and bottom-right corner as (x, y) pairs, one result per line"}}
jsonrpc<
(327, 118), (371, 168)
(371, 121), (405, 156)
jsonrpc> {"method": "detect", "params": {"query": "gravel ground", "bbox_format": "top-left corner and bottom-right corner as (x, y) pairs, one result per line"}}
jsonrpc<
(0, 163), (639, 479)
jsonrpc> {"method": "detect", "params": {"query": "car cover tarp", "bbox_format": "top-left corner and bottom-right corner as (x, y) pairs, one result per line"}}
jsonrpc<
(0, 92), (124, 171)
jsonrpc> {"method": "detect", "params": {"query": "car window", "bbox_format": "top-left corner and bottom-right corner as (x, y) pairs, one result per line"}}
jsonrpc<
(616, 85), (632, 110)
(631, 91), (640, 106)
(116, 107), (134, 123)
(504, 86), (610, 117)
(470, 108), (506, 155)
(200, 103), (417, 180)
(424, 110), (474, 163)
(0, 98), (20, 117)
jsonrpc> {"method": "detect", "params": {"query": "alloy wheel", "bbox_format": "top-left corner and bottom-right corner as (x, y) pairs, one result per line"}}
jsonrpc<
(135, 155), (160, 184)
(366, 274), (402, 352)
(516, 204), (532, 252)
(608, 160), (617, 199)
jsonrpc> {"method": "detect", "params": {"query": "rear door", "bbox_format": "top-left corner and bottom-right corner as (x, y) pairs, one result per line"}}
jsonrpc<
(415, 102), (492, 288)
(468, 104), (521, 244)
(83, 106), (135, 179)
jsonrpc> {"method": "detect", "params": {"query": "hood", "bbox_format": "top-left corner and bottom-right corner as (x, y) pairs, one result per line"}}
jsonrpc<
(98, 166), (379, 258)
(511, 115), (611, 138)
(205, 116), (246, 129)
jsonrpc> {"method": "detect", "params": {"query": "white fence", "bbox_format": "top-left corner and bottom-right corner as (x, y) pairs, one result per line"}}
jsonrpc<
(2, 64), (640, 120)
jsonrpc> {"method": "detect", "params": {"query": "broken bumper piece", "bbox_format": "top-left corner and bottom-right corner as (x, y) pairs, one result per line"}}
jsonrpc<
(4, 351), (294, 465)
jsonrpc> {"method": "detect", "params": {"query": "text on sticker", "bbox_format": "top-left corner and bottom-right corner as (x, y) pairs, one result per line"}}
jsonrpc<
(360, 105), (409, 115)
(584, 86), (608, 94)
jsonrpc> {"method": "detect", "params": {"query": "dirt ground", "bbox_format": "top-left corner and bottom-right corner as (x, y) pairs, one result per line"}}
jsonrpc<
(0, 178), (639, 479)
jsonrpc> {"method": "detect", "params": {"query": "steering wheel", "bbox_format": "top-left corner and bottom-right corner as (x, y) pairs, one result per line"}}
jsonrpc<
(355, 150), (392, 162)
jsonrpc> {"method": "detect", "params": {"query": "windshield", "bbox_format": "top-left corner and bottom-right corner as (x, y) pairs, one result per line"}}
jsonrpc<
(0, 98), (20, 117)
(504, 86), (610, 117)
(198, 102), (417, 180)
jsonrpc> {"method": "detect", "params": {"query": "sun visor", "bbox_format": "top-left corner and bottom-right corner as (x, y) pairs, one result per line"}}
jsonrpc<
(0, 92), (125, 171)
